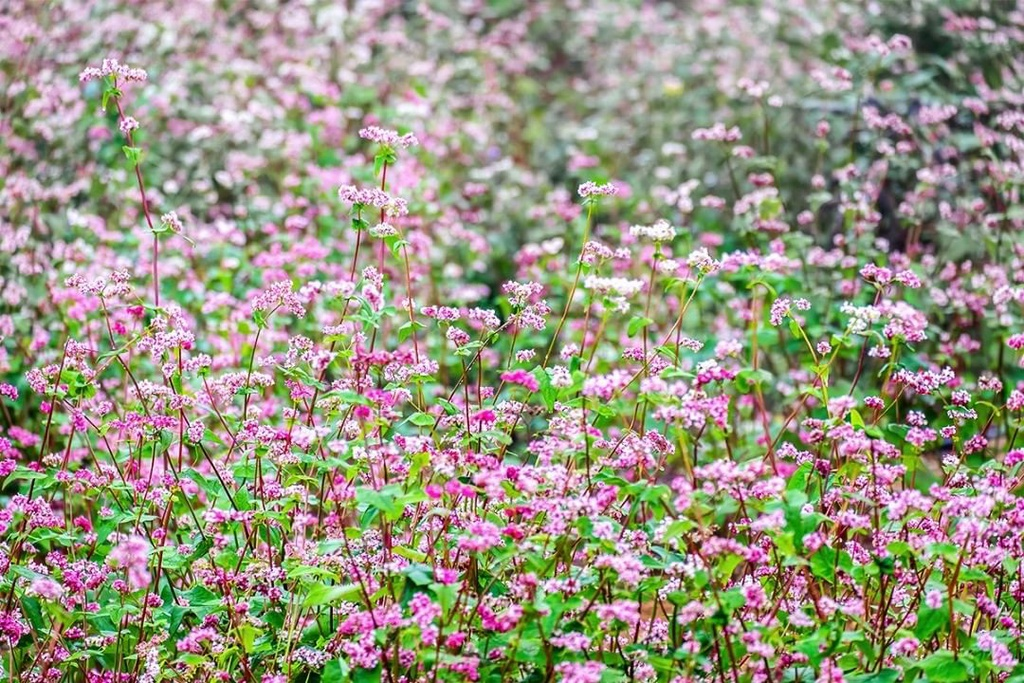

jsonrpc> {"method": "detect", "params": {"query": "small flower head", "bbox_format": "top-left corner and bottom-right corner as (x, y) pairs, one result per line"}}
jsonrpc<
(578, 181), (618, 199)
(359, 126), (418, 149)
(79, 58), (147, 84)
(629, 219), (676, 242)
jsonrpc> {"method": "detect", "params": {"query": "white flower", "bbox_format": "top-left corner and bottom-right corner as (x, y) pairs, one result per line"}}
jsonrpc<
(629, 219), (676, 242)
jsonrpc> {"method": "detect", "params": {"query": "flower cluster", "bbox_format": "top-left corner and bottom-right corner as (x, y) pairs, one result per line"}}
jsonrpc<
(78, 57), (147, 83)
(4, 2), (1024, 682)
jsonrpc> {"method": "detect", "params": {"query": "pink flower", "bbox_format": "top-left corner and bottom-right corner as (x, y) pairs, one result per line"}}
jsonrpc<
(770, 297), (810, 326)
(577, 181), (617, 198)
(692, 122), (743, 142)
(555, 661), (605, 683)
(359, 126), (418, 148)
(107, 535), (152, 591)
(458, 521), (502, 553)
(500, 369), (539, 392)
(79, 58), (147, 83)
(29, 577), (64, 601)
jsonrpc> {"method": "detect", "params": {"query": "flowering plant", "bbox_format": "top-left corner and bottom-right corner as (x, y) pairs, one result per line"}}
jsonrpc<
(2, 1), (1024, 682)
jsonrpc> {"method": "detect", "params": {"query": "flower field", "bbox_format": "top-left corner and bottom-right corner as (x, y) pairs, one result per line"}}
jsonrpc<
(3, 1), (1024, 681)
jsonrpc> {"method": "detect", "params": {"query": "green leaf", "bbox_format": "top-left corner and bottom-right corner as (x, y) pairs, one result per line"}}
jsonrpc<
(809, 546), (836, 584)
(322, 659), (350, 683)
(356, 485), (403, 521)
(734, 368), (772, 391)
(407, 412), (435, 427)
(21, 597), (45, 634)
(787, 462), (813, 492)
(187, 537), (214, 563)
(121, 146), (142, 165)
(848, 669), (900, 683)
(398, 320), (424, 343)
(393, 546), (427, 563)
(917, 650), (970, 683)
(915, 605), (947, 641)
(534, 367), (556, 412)
(302, 582), (362, 608)
(237, 623), (261, 652)
(627, 316), (654, 338)
(353, 666), (382, 683)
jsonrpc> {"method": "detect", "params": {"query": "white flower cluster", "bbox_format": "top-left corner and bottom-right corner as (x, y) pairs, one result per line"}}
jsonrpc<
(583, 276), (645, 298)
(629, 219), (676, 242)
(686, 248), (721, 275)
(369, 222), (397, 238)
(840, 302), (883, 335)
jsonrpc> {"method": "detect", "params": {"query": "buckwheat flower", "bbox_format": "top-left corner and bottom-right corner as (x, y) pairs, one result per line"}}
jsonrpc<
(654, 257), (679, 275)
(107, 535), (152, 591)
(891, 636), (919, 656)
(863, 396), (885, 410)
(337, 186), (409, 217)
(811, 67), (853, 93)
(251, 281), (307, 318)
(160, 211), (184, 234)
(1007, 390), (1024, 412)
(382, 197), (408, 218)
(583, 276), (644, 298)
(79, 58), (147, 83)
(186, 421), (205, 443)
(559, 344), (579, 360)
(446, 326), (470, 347)
(925, 589), (944, 609)
(888, 33), (913, 53)
(686, 247), (721, 275)
(29, 577), (64, 601)
(119, 117), (140, 136)
(369, 222), (397, 238)
(291, 646), (330, 669)
(894, 269), (922, 288)
(501, 369), (539, 392)
(701, 195), (727, 209)
(630, 219), (676, 242)
(556, 661), (605, 683)
(577, 181), (617, 198)
(359, 126), (418, 148)
(977, 631), (1018, 667)
(692, 123), (742, 142)
(816, 658), (845, 683)
(1008, 333), (1024, 350)
(458, 521), (502, 552)
(502, 281), (544, 307)
(978, 375), (1002, 392)
(138, 645), (161, 683)
(770, 297), (810, 326)
(549, 366), (572, 388)
(338, 185), (384, 206)
(550, 632), (591, 651)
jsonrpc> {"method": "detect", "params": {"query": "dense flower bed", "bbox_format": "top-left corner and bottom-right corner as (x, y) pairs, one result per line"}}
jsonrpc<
(3, 1), (1024, 682)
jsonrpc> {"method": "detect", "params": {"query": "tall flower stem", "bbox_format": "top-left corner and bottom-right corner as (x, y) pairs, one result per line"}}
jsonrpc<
(543, 202), (594, 367)
(113, 94), (160, 308)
